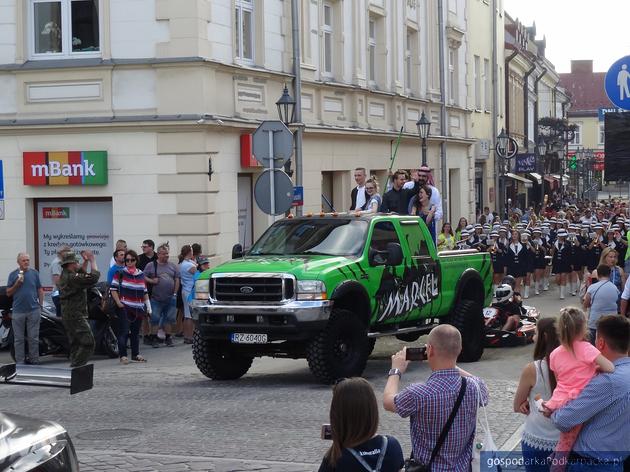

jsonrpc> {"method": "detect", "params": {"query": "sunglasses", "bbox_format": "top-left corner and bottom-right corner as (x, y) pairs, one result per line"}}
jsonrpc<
(125, 258), (136, 262)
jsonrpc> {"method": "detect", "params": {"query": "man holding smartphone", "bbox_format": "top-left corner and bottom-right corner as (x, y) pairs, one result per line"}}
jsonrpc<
(383, 325), (489, 471)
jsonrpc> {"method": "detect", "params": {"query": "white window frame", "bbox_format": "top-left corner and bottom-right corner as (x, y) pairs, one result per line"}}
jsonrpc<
(405, 30), (412, 93)
(474, 55), (481, 110)
(235, 0), (254, 64)
(322, 2), (333, 77)
(571, 123), (582, 145)
(368, 18), (376, 85)
(28, 0), (102, 60)
(598, 122), (605, 145)
(483, 58), (491, 111)
(448, 48), (457, 104)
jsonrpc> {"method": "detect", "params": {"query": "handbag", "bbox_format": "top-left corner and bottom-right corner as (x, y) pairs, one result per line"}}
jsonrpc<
(471, 379), (499, 472)
(404, 377), (467, 472)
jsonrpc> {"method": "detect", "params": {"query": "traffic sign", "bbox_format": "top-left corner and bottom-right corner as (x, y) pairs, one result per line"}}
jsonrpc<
(0, 159), (4, 199)
(252, 120), (294, 168)
(605, 55), (630, 110)
(254, 169), (294, 215)
(292, 186), (304, 207)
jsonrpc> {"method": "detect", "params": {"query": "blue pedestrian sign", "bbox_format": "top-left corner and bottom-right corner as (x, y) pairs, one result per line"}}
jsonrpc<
(605, 56), (630, 110)
(0, 159), (4, 200)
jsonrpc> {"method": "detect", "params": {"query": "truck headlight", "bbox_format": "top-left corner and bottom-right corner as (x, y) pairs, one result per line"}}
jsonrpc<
(296, 280), (327, 300)
(194, 279), (210, 300)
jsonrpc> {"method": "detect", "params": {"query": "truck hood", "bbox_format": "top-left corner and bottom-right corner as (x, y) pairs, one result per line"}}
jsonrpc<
(207, 255), (357, 279)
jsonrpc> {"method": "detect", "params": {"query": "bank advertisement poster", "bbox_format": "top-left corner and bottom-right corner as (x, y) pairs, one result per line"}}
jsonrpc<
(37, 200), (113, 289)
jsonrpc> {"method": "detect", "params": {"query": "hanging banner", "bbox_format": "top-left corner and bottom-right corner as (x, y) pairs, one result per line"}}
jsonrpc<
(514, 153), (536, 173)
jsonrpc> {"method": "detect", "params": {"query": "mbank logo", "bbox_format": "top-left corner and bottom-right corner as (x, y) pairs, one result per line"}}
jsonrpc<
(31, 161), (95, 178)
(23, 151), (107, 186)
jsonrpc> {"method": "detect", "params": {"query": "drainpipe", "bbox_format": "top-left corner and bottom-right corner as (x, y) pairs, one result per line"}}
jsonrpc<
(291, 0), (304, 216)
(492, 0), (498, 217)
(438, 0), (448, 222)
(523, 62), (537, 145)
(504, 49), (519, 134)
(534, 67), (548, 208)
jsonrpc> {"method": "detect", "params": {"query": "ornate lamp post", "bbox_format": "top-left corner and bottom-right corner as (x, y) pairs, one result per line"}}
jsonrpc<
(416, 112), (432, 166)
(275, 85), (296, 179)
(495, 128), (518, 219)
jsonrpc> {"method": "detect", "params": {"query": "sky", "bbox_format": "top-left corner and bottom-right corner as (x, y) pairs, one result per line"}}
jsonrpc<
(504, 0), (630, 73)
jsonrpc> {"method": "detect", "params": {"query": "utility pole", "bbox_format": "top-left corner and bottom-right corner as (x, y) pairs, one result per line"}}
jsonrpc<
(438, 0), (448, 223)
(291, 0), (304, 216)
(491, 0), (499, 219)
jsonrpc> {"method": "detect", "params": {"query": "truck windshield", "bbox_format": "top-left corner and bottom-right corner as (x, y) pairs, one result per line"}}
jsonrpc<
(249, 219), (368, 257)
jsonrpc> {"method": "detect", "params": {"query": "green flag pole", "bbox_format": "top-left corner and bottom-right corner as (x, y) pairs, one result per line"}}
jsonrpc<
(383, 126), (404, 196)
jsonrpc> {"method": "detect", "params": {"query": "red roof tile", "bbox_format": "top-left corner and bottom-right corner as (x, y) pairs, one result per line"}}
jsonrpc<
(559, 71), (612, 113)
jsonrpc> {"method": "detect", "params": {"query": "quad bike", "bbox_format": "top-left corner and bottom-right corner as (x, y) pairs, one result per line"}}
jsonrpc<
(483, 284), (540, 347)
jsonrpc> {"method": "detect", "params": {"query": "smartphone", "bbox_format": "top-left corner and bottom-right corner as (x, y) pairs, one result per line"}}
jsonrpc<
(321, 424), (332, 440)
(406, 346), (427, 361)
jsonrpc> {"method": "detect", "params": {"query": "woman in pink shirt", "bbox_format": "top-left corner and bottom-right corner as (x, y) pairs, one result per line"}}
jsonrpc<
(542, 307), (615, 471)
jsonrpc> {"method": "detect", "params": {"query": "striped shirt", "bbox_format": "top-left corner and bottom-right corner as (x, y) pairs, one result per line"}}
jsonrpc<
(552, 357), (630, 463)
(394, 369), (489, 472)
(110, 267), (147, 310)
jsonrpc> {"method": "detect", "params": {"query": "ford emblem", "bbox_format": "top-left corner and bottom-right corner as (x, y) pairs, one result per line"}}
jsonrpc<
(240, 286), (254, 294)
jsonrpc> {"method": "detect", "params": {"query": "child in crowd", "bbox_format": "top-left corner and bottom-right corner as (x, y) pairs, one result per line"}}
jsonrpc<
(541, 307), (615, 471)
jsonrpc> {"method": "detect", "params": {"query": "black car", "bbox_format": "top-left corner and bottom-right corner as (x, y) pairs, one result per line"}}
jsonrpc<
(0, 411), (80, 471)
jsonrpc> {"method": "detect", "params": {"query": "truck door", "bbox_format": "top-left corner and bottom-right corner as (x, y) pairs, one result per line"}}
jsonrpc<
(369, 221), (417, 324)
(397, 219), (441, 319)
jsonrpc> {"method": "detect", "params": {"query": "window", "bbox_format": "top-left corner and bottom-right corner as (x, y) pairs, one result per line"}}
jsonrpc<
(405, 30), (412, 92)
(474, 55), (481, 110)
(368, 18), (376, 84)
(570, 123), (582, 145)
(448, 48), (458, 103)
(30, 0), (100, 58)
(235, 0), (254, 62)
(484, 58), (491, 110)
(322, 2), (333, 76)
(599, 122), (605, 145)
(369, 222), (401, 253)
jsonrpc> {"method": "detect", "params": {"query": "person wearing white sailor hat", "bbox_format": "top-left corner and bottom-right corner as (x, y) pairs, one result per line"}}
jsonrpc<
(551, 228), (571, 299)
(487, 230), (505, 288)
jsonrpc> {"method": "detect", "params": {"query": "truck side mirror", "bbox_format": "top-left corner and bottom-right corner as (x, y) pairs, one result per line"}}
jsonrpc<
(232, 244), (244, 259)
(385, 243), (403, 266)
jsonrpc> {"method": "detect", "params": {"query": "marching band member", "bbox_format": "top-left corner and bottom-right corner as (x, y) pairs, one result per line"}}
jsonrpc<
(520, 230), (534, 299)
(531, 228), (547, 295)
(551, 229), (572, 300)
(506, 229), (527, 297)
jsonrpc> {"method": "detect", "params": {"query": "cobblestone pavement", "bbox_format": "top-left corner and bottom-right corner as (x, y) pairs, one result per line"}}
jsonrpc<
(0, 289), (569, 471)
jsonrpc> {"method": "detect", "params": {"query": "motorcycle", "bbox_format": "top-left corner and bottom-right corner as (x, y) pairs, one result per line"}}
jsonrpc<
(2, 284), (119, 361)
(483, 288), (540, 348)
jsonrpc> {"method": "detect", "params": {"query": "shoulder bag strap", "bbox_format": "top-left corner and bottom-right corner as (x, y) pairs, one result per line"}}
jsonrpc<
(374, 436), (388, 472)
(427, 377), (467, 467)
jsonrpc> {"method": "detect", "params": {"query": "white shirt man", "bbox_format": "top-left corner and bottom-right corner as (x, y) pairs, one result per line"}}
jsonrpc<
(350, 167), (368, 211)
(403, 167), (443, 222)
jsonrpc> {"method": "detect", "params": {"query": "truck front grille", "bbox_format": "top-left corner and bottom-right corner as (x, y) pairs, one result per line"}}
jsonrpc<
(214, 276), (294, 303)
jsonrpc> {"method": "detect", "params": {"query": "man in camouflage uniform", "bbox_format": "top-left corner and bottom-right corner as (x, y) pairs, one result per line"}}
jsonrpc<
(58, 250), (100, 367)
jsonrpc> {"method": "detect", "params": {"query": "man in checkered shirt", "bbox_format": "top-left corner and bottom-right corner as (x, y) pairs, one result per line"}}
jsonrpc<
(383, 325), (489, 471)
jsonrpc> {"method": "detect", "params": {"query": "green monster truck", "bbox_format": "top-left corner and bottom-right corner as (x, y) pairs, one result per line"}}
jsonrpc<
(190, 214), (492, 383)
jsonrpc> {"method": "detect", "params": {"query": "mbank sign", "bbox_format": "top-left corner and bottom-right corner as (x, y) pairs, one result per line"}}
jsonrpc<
(23, 151), (108, 186)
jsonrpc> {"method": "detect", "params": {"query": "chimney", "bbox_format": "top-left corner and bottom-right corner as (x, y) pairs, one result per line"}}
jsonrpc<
(571, 60), (593, 73)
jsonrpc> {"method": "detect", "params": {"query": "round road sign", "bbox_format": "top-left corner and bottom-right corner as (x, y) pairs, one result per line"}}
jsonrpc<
(254, 169), (294, 215)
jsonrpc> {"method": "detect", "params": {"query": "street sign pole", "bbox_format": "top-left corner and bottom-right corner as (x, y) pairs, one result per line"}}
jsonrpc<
(268, 130), (276, 216)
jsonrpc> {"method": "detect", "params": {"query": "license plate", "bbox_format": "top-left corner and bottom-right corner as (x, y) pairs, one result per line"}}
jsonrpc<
(230, 333), (268, 344)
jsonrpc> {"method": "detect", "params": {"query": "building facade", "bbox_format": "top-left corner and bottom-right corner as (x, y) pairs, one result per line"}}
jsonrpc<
(0, 0), (481, 284)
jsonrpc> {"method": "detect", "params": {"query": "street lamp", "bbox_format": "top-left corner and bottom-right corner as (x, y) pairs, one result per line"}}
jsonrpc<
(416, 111), (431, 166)
(495, 128), (517, 219)
(496, 128), (509, 157)
(276, 85), (297, 179)
(276, 85), (296, 126)
(537, 135), (547, 211)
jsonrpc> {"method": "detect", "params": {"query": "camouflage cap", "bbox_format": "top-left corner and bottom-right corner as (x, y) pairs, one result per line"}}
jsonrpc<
(60, 251), (80, 266)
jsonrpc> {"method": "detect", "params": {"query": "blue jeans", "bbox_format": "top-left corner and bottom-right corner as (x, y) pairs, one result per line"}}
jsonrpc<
(117, 307), (142, 358)
(150, 300), (176, 327)
(521, 440), (553, 472)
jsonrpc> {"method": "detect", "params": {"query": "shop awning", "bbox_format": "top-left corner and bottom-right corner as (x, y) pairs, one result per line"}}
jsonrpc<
(562, 174), (570, 186)
(527, 173), (542, 185)
(506, 173), (532, 184)
(544, 175), (557, 184)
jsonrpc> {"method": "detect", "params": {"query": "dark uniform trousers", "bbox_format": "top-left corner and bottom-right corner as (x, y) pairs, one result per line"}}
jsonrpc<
(58, 268), (100, 367)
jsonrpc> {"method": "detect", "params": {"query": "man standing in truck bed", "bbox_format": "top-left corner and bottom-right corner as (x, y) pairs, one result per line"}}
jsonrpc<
(58, 250), (100, 367)
(381, 170), (418, 214)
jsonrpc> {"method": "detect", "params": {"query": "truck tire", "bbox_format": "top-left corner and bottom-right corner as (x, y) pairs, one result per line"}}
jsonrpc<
(192, 329), (253, 380)
(306, 308), (370, 384)
(451, 300), (485, 362)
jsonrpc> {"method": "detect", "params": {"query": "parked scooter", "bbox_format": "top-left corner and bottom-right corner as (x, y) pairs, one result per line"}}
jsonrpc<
(2, 283), (119, 361)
